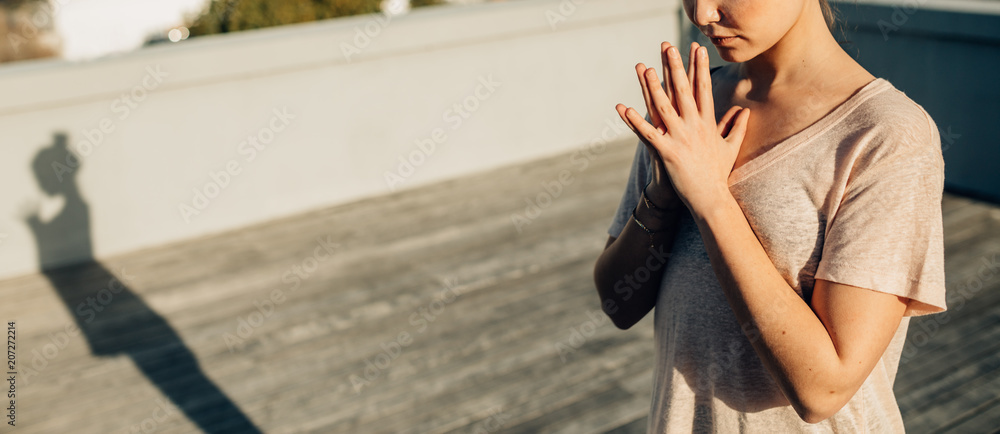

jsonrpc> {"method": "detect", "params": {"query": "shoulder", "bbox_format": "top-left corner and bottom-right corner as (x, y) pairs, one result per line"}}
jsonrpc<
(853, 79), (934, 138)
(844, 79), (942, 175)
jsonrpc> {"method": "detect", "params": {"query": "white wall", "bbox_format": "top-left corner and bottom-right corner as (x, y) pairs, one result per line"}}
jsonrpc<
(0, 0), (679, 279)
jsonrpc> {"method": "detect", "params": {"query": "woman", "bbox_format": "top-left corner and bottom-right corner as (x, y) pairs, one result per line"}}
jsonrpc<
(592, 0), (947, 432)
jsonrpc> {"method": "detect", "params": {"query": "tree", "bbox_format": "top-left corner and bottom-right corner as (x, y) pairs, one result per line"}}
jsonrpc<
(0, 0), (61, 63)
(187, 0), (441, 37)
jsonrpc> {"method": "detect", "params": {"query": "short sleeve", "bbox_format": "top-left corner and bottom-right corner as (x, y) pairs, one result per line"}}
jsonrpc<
(815, 112), (947, 317)
(607, 135), (653, 238)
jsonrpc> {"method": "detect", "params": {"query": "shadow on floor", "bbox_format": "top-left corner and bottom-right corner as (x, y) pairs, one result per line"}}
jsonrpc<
(22, 133), (262, 433)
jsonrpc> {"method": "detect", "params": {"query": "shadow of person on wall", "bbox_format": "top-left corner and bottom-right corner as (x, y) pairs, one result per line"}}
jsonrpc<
(22, 133), (262, 433)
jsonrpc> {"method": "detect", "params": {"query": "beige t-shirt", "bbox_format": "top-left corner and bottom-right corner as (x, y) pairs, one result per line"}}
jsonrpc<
(607, 77), (947, 433)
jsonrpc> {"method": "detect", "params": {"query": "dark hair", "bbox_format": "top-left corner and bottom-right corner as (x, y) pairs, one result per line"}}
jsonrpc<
(820, 0), (855, 47)
(819, 0), (836, 31)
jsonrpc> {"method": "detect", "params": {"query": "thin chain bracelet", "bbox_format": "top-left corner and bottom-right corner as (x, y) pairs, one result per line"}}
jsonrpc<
(642, 183), (682, 212)
(631, 207), (658, 249)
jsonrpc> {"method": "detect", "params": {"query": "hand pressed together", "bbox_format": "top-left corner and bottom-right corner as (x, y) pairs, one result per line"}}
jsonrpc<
(616, 41), (751, 215)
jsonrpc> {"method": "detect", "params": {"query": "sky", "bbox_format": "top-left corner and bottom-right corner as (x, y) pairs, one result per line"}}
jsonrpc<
(51, 0), (412, 61)
(53, 0), (210, 61)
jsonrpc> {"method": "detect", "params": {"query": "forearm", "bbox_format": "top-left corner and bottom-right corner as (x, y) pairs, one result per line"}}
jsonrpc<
(593, 194), (683, 329)
(692, 193), (850, 422)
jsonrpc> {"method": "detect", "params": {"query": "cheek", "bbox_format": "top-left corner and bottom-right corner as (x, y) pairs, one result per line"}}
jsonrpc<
(741, 0), (802, 41)
(719, 10), (788, 60)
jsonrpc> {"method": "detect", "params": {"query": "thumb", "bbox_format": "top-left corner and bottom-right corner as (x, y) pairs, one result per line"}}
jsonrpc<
(723, 107), (750, 144)
(716, 106), (743, 136)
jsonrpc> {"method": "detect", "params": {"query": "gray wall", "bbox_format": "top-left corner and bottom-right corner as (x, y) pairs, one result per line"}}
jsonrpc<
(833, 0), (1000, 203)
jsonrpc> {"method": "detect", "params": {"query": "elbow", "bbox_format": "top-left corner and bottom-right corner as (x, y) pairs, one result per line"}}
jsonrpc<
(592, 262), (634, 330)
(607, 312), (638, 330)
(780, 358), (870, 424)
(594, 283), (636, 330)
(790, 388), (852, 424)
(796, 406), (836, 425)
(599, 289), (640, 330)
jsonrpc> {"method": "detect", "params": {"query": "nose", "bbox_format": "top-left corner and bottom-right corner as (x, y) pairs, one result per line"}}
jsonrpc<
(689, 0), (721, 27)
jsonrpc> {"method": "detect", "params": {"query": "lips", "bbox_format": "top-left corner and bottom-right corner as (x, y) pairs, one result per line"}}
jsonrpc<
(710, 36), (738, 45)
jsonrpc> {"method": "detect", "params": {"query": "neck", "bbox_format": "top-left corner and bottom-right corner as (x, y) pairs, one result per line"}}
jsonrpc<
(737, 1), (846, 92)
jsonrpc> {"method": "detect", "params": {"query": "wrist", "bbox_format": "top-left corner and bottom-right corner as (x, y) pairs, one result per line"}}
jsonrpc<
(644, 182), (682, 210)
(688, 184), (736, 224)
(642, 183), (684, 218)
(635, 192), (683, 232)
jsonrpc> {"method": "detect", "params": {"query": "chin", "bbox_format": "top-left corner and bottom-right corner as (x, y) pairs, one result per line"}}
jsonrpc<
(714, 48), (743, 63)
(709, 36), (761, 63)
(713, 45), (758, 64)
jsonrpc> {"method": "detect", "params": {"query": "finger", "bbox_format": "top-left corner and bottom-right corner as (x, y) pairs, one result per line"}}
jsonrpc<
(716, 106), (743, 137)
(666, 45), (697, 119)
(724, 107), (751, 144)
(616, 103), (641, 137)
(718, 105), (744, 137)
(633, 115), (665, 164)
(635, 63), (665, 133)
(660, 42), (673, 103)
(644, 67), (680, 132)
(695, 45), (715, 124)
(624, 105), (666, 148)
(634, 110), (667, 166)
(687, 42), (697, 87)
(625, 105), (680, 168)
(660, 41), (678, 114)
(623, 105), (654, 136)
(635, 64), (655, 124)
(618, 103), (661, 147)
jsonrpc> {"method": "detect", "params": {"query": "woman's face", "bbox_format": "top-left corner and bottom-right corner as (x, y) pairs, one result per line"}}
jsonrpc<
(683, 0), (809, 63)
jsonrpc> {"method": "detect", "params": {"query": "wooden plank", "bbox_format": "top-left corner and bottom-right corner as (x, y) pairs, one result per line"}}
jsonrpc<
(3, 135), (999, 433)
(935, 395), (1000, 434)
(603, 416), (649, 434)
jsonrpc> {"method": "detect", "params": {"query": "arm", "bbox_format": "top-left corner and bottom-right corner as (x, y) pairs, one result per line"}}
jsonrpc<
(693, 193), (908, 423)
(592, 187), (684, 330)
(18, 200), (43, 233)
(593, 42), (711, 330)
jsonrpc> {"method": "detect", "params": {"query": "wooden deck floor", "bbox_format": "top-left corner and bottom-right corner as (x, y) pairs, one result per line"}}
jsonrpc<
(2, 138), (997, 433)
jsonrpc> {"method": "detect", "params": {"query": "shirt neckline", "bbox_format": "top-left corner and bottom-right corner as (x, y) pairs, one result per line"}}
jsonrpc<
(727, 77), (891, 187)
